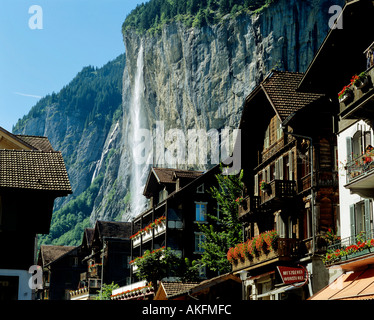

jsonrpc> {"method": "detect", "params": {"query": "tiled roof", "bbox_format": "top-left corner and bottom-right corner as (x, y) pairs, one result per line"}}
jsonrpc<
(261, 71), (324, 121)
(16, 135), (55, 152)
(0, 149), (72, 193)
(40, 245), (76, 266)
(95, 220), (132, 239)
(160, 282), (200, 298)
(152, 167), (203, 184)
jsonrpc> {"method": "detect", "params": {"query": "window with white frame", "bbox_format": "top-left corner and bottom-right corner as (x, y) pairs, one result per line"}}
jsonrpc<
(194, 233), (206, 253)
(350, 199), (372, 239)
(195, 202), (207, 222)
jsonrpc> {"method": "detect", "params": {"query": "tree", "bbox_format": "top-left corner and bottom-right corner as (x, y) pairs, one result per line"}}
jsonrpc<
(197, 167), (244, 273)
(95, 282), (119, 300)
(133, 247), (199, 292)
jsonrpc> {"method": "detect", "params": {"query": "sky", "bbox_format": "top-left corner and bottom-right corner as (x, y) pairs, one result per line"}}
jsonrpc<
(0, 0), (145, 132)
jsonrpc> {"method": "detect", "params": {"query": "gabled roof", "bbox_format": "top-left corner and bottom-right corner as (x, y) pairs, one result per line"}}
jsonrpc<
(260, 71), (324, 122)
(0, 149), (72, 193)
(143, 167), (204, 197)
(157, 273), (242, 300)
(0, 126), (36, 150)
(81, 228), (95, 248)
(16, 135), (54, 152)
(39, 245), (77, 267)
(94, 220), (132, 240)
(154, 281), (200, 300)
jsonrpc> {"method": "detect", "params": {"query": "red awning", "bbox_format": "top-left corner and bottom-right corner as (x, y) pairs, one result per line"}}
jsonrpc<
(309, 268), (374, 300)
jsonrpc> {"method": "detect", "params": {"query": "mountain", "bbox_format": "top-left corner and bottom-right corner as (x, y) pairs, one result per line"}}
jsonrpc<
(13, 0), (344, 246)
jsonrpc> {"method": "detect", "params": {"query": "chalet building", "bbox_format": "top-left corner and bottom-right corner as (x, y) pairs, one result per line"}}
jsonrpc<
(0, 126), (72, 300)
(36, 245), (86, 300)
(70, 220), (131, 300)
(129, 166), (222, 284)
(229, 70), (339, 300)
(297, 0), (374, 300)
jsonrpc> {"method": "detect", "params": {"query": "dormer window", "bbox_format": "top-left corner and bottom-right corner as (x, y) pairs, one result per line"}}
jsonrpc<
(196, 184), (204, 193)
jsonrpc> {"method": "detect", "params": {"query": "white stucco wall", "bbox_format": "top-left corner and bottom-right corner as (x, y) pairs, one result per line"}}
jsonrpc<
(337, 120), (373, 240)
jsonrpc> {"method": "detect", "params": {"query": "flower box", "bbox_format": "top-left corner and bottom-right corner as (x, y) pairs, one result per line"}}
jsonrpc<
(142, 230), (152, 242)
(133, 235), (141, 247)
(154, 220), (166, 236)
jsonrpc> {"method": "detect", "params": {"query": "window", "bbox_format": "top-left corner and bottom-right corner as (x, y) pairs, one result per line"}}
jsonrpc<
(194, 233), (206, 253)
(276, 212), (285, 238)
(350, 199), (372, 239)
(276, 117), (283, 140)
(301, 150), (310, 178)
(304, 208), (313, 239)
(196, 184), (204, 193)
(159, 189), (168, 202)
(264, 126), (270, 149)
(347, 129), (372, 162)
(198, 265), (207, 278)
(195, 202), (207, 222)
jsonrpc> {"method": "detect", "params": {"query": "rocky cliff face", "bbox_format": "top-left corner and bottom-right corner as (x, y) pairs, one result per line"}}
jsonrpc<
(14, 0), (344, 240)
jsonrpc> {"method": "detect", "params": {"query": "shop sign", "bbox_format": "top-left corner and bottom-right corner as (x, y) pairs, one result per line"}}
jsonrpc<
(277, 266), (306, 284)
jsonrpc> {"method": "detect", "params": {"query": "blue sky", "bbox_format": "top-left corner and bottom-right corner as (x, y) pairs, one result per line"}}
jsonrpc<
(0, 0), (145, 132)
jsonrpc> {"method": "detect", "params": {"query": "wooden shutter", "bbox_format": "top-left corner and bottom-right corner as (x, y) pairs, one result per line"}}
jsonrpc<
(288, 150), (293, 180)
(275, 160), (279, 180)
(364, 199), (372, 237)
(266, 166), (270, 182)
(279, 156), (284, 180)
(350, 204), (356, 239)
(346, 137), (353, 162)
(254, 174), (259, 196)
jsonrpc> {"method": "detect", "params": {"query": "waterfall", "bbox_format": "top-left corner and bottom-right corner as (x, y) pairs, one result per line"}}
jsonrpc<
(129, 44), (151, 218)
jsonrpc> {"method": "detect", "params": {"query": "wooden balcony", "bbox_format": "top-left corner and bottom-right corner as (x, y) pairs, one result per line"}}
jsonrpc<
(260, 180), (296, 207)
(232, 238), (300, 272)
(238, 195), (261, 220)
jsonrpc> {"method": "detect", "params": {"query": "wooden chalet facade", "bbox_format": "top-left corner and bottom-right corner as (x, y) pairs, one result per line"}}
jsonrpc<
(230, 70), (339, 300)
(70, 220), (131, 300)
(130, 166), (221, 284)
(0, 126), (72, 300)
(36, 245), (86, 300)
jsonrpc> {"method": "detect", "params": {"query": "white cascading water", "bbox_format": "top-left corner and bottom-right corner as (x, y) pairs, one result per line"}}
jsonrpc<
(129, 44), (151, 218)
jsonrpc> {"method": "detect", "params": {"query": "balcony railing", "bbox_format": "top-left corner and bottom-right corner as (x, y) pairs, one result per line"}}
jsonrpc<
(260, 180), (296, 205)
(325, 229), (374, 269)
(346, 153), (374, 184)
(231, 238), (300, 272)
(238, 195), (261, 219)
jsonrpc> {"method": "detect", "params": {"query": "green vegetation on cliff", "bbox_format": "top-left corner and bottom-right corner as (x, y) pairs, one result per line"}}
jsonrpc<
(14, 54), (126, 247)
(122, 0), (275, 33)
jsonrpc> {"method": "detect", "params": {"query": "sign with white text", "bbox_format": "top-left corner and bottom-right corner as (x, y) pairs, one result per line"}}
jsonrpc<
(277, 266), (306, 284)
